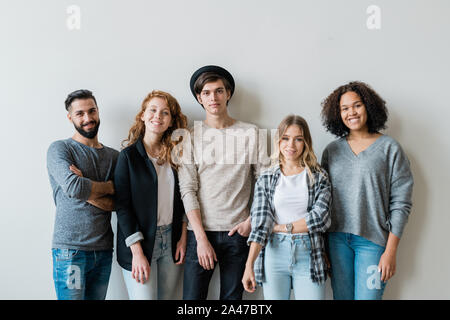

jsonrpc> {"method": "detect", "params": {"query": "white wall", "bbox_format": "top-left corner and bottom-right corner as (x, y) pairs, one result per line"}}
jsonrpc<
(1, 0), (449, 299)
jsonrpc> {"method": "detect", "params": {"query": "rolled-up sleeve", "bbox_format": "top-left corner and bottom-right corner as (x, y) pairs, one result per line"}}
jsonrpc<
(248, 176), (274, 247)
(305, 171), (332, 234)
(125, 231), (144, 247)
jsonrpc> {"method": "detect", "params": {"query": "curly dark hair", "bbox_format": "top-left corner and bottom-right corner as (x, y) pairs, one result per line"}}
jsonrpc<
(320, 81), (388, 137)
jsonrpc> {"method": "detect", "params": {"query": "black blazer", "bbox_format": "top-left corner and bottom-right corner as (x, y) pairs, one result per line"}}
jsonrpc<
(114, 138), (185, 271)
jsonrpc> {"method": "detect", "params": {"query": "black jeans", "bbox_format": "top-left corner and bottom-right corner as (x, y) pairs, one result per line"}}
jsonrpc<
(183, 230), (249, 300)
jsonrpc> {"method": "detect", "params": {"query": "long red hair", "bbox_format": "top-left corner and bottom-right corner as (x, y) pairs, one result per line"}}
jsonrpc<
(122, 90), (188, 168)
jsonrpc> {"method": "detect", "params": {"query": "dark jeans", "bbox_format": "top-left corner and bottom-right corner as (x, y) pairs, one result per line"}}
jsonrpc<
(183, 230), (249, 300)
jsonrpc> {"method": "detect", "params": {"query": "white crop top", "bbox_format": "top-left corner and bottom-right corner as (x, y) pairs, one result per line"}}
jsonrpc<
(273, 169), (309, 226)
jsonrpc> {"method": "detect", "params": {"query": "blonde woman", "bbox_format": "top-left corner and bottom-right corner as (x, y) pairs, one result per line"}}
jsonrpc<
(114, 90), (188, 299)
(242, 115), (331, 300)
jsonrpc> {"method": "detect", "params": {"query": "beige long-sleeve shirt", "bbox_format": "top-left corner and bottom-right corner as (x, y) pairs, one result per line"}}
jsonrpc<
(178, 120), (269, 231)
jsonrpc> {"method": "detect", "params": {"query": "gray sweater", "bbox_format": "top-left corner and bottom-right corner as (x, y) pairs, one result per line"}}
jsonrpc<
(321, 135), (413, 247)
(47, 138), (119, 251)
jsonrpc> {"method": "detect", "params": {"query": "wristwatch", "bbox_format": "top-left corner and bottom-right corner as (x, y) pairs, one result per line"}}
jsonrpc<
(285, 223), (293, 234)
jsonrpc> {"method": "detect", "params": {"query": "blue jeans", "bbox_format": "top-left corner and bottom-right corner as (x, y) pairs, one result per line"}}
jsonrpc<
(262, 233), (325, 300)
(122, 224), (183, 300)
(183, 230), (249, 300)
(327, 232), (387, 300)
(52, 248), (113, 300)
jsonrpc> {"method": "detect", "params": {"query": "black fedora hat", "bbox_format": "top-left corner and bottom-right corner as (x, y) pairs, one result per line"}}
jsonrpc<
(190, 65), (235, 103)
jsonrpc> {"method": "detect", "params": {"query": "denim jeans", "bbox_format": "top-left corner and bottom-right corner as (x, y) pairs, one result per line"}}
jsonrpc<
(327, 232), (387, 300)
(183, 230), (249, 300)
(52, 248), (113, 300)
(122, 224), (183, 300)
(262, 233), (325, 300)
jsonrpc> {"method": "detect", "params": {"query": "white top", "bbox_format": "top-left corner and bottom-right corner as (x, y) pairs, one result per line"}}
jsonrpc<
(273, 169), (309, 228)
(149, 156), (175, 226)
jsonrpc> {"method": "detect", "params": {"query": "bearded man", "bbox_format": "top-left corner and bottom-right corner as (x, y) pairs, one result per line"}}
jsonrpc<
(46, 89), (119, 300)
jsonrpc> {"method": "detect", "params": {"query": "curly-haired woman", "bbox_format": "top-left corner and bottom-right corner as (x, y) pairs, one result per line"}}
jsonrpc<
(242, 115), (331, 300)
(114, 90), (188, 299)
(321, 81), (414, 300)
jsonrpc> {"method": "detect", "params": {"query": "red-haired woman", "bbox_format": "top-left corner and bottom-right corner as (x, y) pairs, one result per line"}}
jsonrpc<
(114, 90), (188, 299)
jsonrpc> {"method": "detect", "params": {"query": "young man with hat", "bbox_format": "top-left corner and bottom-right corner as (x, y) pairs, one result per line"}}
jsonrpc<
(178, 65), (267, 300)
(47, 89), (119, 300)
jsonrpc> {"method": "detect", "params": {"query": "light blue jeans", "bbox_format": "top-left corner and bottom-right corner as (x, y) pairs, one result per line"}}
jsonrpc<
(122, 224), (183, 300)
(327, 232), (387, 300)
(262, 233), (325, 300)
(52, 248), (113, 300)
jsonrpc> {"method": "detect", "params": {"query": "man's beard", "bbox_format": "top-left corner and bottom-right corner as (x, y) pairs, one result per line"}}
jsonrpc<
(74, 120), (100, 139)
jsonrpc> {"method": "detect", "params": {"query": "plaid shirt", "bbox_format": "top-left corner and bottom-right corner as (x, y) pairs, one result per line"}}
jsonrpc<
(247, 165), (332, 285)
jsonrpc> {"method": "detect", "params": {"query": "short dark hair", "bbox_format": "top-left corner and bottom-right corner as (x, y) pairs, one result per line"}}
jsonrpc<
(320, 81), (388, 137)
(65, 89), (97, 111)
(193, 72), (233, 107)
(193, 72), (232, 96)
